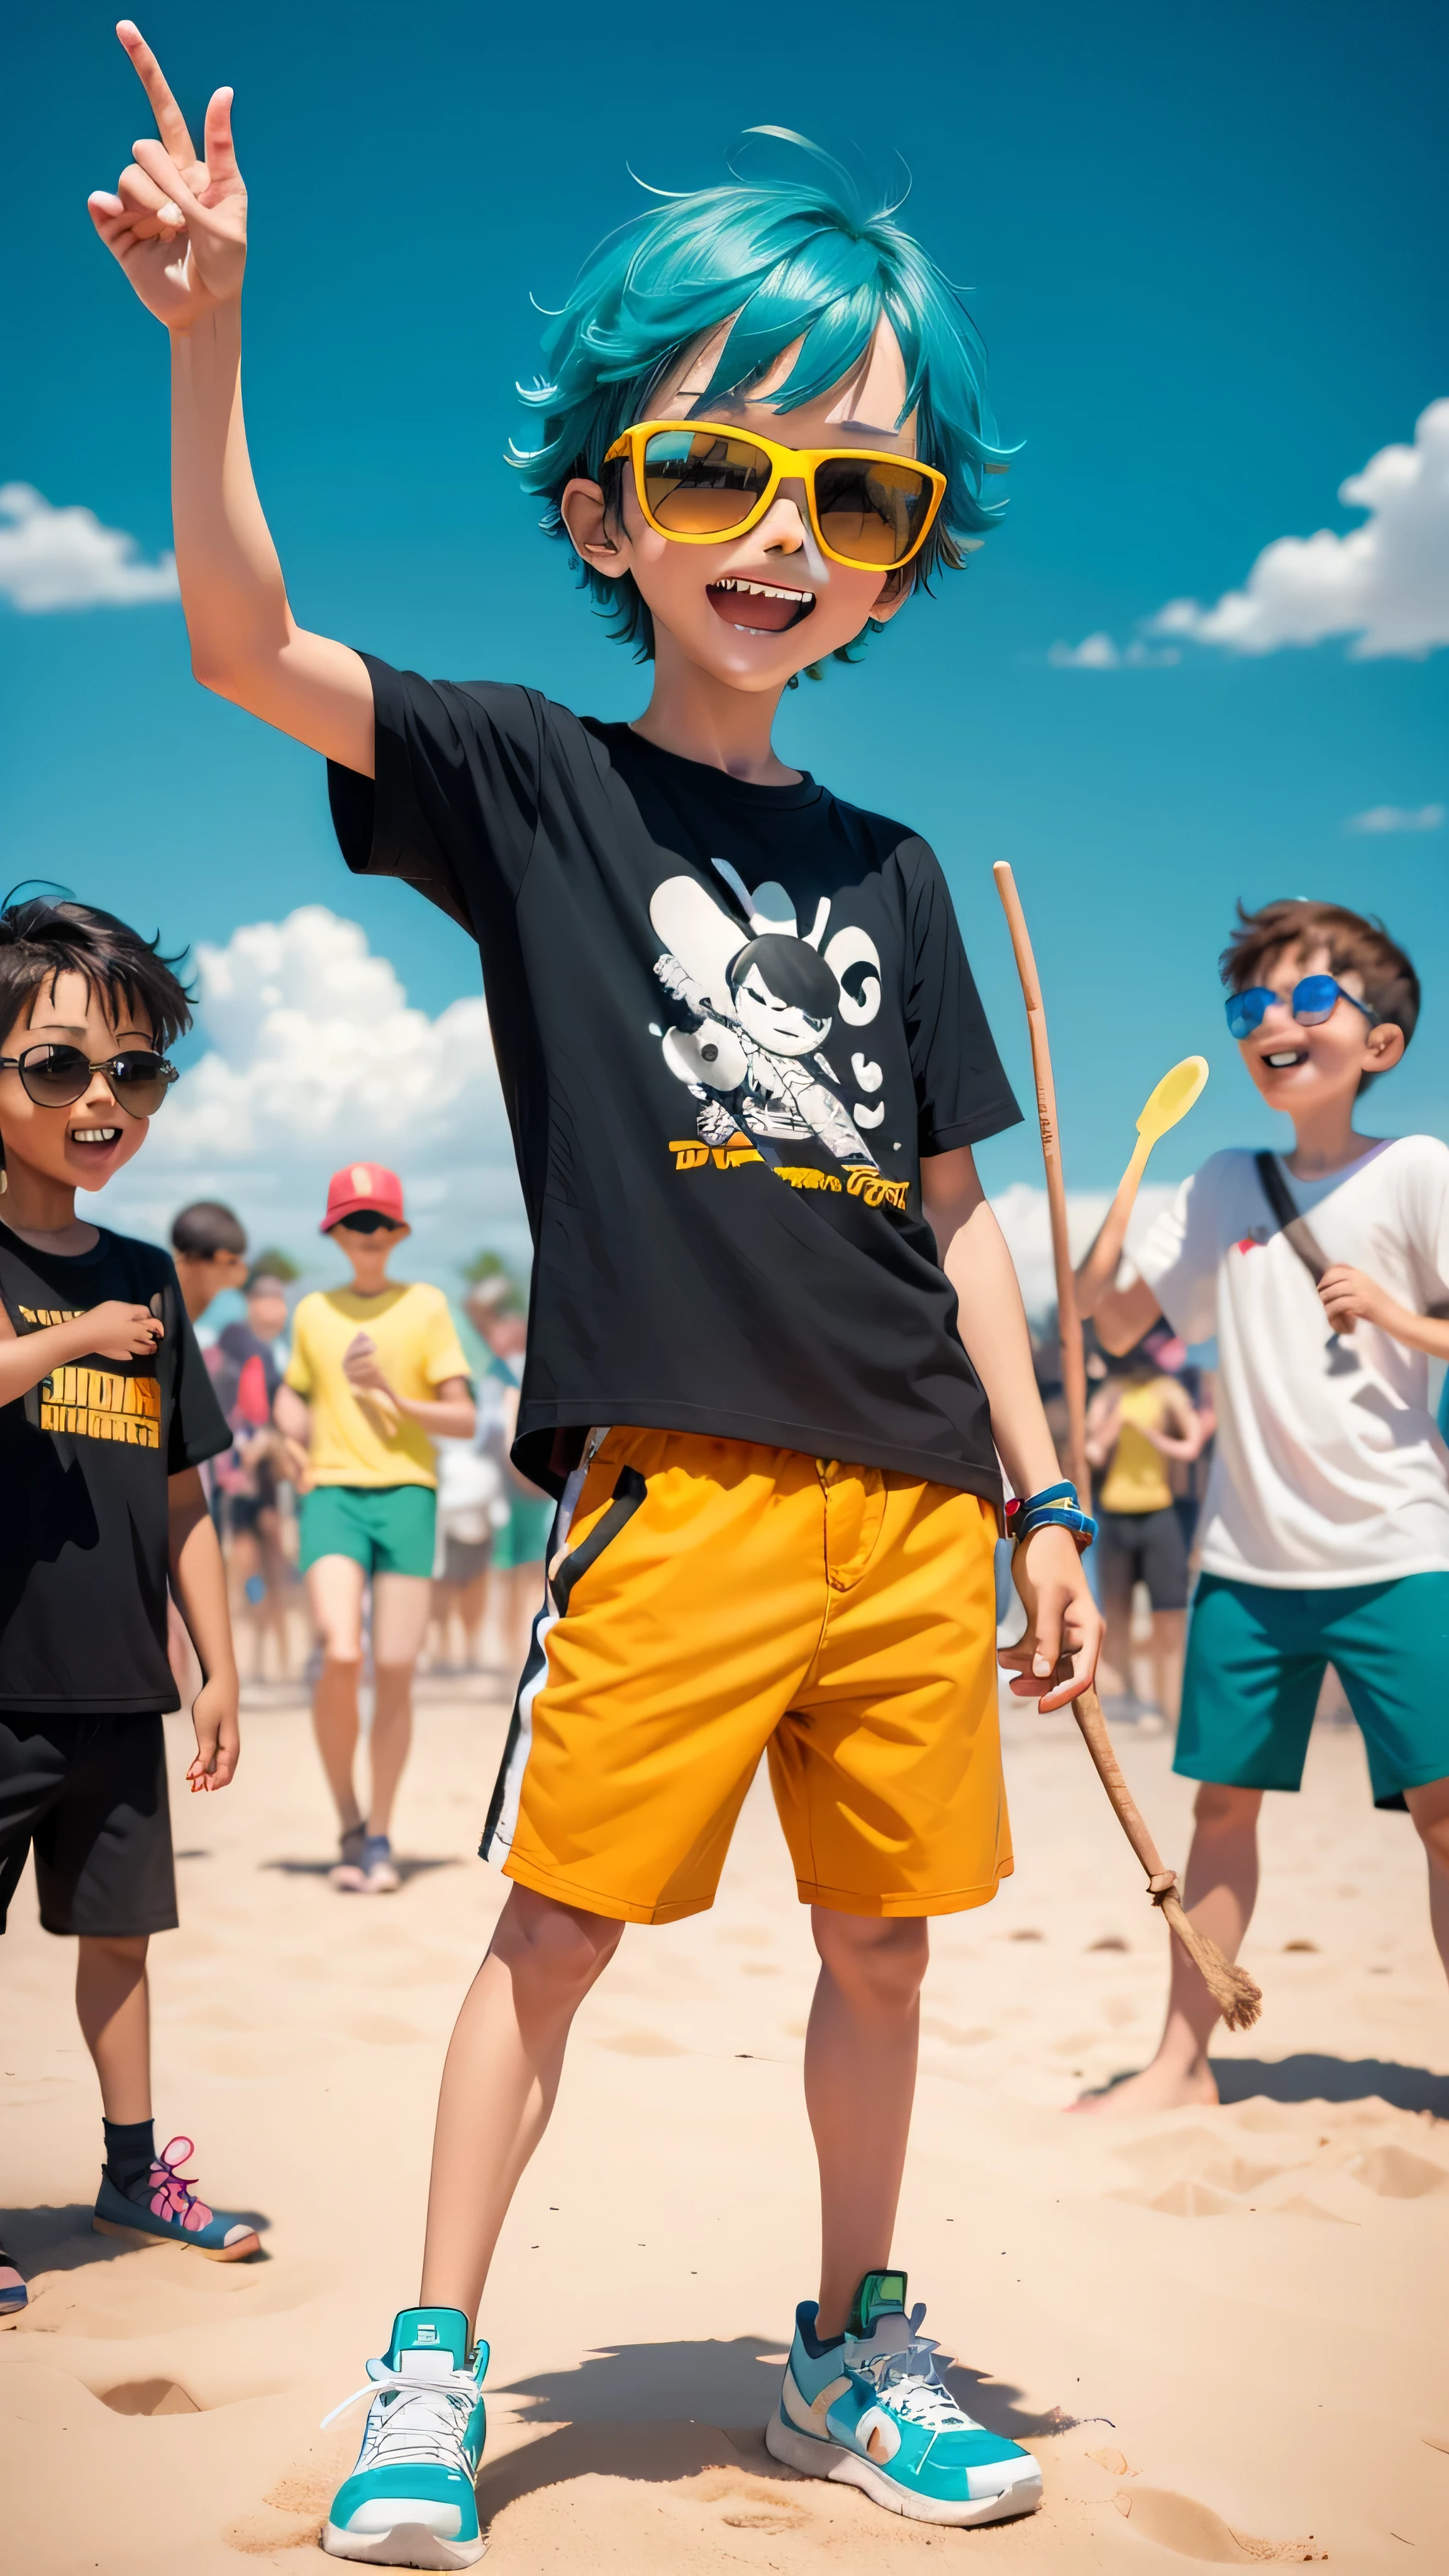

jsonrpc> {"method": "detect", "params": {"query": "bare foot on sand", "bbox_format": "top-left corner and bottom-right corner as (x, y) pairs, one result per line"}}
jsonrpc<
(1069, 2055), (1220, 2116)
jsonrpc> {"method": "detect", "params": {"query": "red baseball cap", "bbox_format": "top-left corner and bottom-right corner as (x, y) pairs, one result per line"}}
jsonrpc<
(320, 1162), (406, 1232)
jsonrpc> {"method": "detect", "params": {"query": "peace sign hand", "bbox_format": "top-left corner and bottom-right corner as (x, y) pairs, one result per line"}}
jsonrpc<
(87, 21), (246, 328)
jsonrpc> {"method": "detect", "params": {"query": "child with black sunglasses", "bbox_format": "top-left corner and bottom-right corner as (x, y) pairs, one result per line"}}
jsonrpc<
(0, 896), (259, 2320)
(1076, 896), (1449, 2117)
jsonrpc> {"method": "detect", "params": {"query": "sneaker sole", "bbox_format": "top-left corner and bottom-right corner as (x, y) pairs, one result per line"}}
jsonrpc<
(92, 2216), (261, 2262)
(322, 2518), (486, 2568)
(765, 2411), (1043, 2527)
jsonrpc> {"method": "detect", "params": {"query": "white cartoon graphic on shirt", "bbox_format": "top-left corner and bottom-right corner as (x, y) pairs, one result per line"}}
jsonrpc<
(649, 865), (887, 1168)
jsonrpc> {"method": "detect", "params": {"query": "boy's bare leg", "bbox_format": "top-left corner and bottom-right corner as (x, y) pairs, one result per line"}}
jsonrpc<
(1100, 1579), (1135, 1702)
(1072, 1782), (1262, 2114)
(76, 1934), (152, 2123)
(1406, 1777), (1449, 1981)
(306, 1555), (367, 1833)
(419, 1886), (623, 2321)
(368, 1574), (431, 1839)
(1150, 1607), (1186, 1722)
(807, 1911), (928, 2335)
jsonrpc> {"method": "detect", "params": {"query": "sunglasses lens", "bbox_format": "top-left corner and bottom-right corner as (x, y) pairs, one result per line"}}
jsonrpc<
(18, 1045), (91, 1106)
(1291, 976), (1339, 1026)
(814, 456), (936, 567)
(641, 430), (773, 536)
(109, 1053), (174, 1113)
(1224, 989), (1272, 1039)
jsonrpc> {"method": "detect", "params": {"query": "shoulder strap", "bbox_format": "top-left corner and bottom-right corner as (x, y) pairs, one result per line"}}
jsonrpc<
(1254, 1151), (1331, 1284)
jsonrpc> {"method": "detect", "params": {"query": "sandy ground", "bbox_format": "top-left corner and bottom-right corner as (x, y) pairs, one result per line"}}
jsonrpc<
(3, 1673), (1448, 2574)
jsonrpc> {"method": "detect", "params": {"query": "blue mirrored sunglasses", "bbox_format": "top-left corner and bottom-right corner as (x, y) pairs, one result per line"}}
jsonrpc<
(1224, 974), (1378, 1041)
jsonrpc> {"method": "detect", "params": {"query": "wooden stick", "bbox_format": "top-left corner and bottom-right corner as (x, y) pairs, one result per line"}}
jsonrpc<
(1072, 1687), (1262, 2030)
(992, 863), (1089, 1499)
(992, 862), (1262, 2033)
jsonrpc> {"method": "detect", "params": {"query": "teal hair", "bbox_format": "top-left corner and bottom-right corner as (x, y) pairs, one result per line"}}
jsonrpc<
(511, 131), (1012, 665)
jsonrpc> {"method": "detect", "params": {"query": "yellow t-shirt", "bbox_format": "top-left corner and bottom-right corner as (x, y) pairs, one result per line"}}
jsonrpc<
(285, 1284), (469, 1490)
(1098, 1377), (1175, 1516)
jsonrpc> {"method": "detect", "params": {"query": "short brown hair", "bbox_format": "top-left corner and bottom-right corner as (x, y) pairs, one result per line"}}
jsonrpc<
(1220, 899), (1419, 1048)
(171, 1201), (247, 1260)
(0, 892), (192, 1054)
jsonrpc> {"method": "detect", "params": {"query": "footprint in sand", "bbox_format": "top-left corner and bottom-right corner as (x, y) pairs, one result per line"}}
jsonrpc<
(1340, 2144), (1447, 2198)
(100, 2376), (200, 2416)
(1113, 2485), (1325, 2561)
(341, 2014), (430, 2046)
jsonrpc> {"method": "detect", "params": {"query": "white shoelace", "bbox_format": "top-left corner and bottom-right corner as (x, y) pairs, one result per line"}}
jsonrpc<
(321, 2359), (480, 2470)
(848, 2310), (983, 2436)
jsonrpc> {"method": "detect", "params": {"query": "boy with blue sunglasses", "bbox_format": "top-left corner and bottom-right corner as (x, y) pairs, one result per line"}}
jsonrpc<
(1078, 896), (1449, 2116)
(91, 23), (1104, 2557)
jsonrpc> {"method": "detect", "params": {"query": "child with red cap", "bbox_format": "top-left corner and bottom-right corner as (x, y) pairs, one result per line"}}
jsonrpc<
(275, 1167), (474, 1892)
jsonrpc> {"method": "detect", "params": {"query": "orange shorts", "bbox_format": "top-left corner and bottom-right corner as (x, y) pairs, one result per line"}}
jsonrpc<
(481, 1428), (1011, 1924)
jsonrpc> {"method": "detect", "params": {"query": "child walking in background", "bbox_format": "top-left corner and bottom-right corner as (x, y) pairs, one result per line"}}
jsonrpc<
(0, 897), (257, 2317)
(1078, 898), (1449, 2114)
(1085, 1338), (1209, 1723)
(275, 1167), (474, 1894)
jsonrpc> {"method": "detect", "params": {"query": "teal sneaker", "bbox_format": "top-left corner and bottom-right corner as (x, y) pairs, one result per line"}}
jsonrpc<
(765, 2268), (1043, 2527)
(322, 2307), (488, 2568)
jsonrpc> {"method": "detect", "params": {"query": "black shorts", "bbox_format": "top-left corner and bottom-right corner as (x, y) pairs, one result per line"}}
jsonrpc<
(0, 1712), (177, 1939)
(1096, 1506), (1189, 1613)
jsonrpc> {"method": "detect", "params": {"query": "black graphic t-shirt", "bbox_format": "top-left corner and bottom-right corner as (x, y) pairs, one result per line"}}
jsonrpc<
(0, 1224), (231, 1712)
(328, 659), (1021, 1502)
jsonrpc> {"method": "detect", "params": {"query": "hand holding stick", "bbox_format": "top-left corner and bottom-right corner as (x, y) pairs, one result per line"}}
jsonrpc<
(992, 862), (1260, 2031)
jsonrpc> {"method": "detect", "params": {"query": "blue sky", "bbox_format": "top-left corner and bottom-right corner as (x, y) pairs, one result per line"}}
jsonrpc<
(1, 0), (1445, 1286)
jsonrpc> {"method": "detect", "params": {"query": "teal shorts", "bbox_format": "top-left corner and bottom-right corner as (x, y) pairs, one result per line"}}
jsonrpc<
(299, 1484), (437, 1580)
(1177, 1571), (1449, 1809)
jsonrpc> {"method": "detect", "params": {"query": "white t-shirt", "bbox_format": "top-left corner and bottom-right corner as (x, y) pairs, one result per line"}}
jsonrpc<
(1131, 1138), (1449, 1588)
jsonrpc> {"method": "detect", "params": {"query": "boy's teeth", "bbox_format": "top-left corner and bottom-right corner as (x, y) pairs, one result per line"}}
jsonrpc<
(1265, 1052), (1301, 1069)
(711, 579), (813, 603)
(74, 1127), (120, 1143)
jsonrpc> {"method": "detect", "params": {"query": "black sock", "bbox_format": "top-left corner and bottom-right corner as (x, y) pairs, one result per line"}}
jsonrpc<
(103, 2116), (156, 2201)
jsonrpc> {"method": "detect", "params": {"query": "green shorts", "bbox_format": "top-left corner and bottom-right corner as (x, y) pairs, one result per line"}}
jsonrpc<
(299, 1484), (437, 1580)
(1177, 1571), (1449, 1809)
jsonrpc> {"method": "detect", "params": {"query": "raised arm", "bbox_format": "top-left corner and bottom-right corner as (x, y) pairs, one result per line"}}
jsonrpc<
(88, 23), (373, 771)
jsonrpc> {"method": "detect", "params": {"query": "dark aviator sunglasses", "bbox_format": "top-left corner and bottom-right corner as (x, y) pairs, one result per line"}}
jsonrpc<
(0, 1043), (178, 1116)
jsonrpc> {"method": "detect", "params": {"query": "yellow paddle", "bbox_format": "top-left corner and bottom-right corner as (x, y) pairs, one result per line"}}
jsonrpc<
(1073, 1055), (1209, 1326)
(1119, 1055), (1208, 1204)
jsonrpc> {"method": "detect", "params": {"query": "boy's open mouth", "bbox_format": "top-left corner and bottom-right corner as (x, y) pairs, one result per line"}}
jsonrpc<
(1262, 1048), (1309, 1070)
(706, 577), (815, 635)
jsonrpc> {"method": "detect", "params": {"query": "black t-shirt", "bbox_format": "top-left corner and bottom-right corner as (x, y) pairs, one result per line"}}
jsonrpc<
(328, 659), (1021, 1502)
(0, 1224), (231, 1712)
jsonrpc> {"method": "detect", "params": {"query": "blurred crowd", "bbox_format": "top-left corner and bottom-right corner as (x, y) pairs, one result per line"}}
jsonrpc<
(166, 1200), (548, 1693)
(1033, 1309), (1215, 1728)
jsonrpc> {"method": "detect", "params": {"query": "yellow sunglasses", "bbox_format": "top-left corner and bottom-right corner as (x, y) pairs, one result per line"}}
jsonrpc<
(601, 420), (948, 574)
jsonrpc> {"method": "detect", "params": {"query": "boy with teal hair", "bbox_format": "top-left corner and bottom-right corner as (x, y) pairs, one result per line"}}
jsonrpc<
(93, 25), (1102, 2558)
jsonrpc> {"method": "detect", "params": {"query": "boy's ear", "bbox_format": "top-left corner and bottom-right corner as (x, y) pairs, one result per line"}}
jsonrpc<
(560, 477), (631, 582)
(1365, 1019), (1406, 1075)
(867, 565), (914, 626)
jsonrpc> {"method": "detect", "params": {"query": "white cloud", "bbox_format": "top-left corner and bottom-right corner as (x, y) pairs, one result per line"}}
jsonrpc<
(1150, 399), (1449, 660)
(0, 482), (179, 612)
(1047, 632), (1179, 669)
(89, 908), (528, 1287)
(988, 1179), (1180, 1321)
(1347, 801), (1444, 834)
